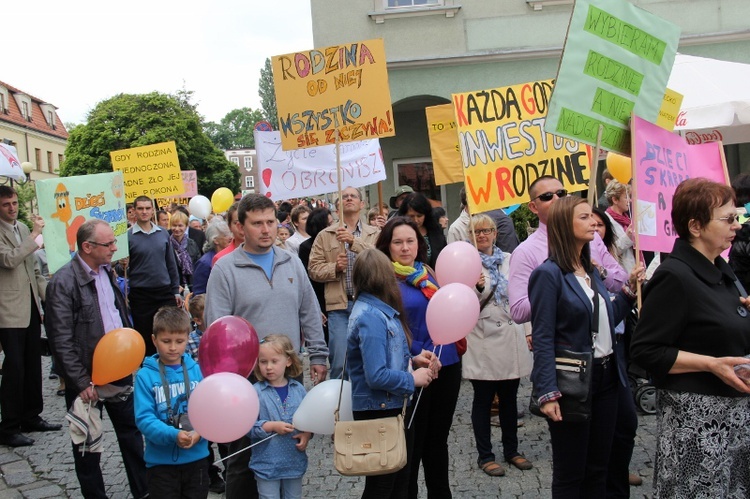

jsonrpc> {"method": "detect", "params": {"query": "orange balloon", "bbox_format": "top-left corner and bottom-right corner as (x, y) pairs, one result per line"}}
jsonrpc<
(606, 152), (632, 184)
(92, 328), (145, 385)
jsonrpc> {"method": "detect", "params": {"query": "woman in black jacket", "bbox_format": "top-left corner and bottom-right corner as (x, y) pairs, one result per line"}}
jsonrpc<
(632, 178), (750, 498)
(397, 193), (446, 269)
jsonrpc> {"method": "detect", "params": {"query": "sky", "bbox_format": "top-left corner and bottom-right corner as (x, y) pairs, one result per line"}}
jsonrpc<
(6, 0), (314, 126)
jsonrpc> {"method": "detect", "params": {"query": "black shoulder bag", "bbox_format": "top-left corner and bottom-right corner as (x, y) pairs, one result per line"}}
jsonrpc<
(158, 359), (193, 431)
(530, 273), (598, 422)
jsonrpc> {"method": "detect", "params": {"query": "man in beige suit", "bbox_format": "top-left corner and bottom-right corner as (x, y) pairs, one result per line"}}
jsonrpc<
(0, 186), (60, 447)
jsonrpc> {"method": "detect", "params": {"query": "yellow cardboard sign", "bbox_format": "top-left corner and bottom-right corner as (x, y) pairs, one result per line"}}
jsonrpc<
(110, 141), (184, 202)
(425, 104), (464, 186)
(272, 38), (395, 150)
(656, 88), (683, 132)
(453, 80), (592, 213)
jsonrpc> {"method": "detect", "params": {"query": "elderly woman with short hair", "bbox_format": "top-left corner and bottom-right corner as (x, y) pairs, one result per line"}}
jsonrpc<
(631, 178), (750, 498)
(604, 180), (636, 273)
(191, 220), (232, 295)
(465, 214), (532, 477)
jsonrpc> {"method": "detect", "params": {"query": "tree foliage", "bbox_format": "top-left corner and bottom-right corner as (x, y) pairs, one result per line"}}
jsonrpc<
(61, 91), (239, 196)
(259, 57), (278, 128)
(203, 107), (265, 150)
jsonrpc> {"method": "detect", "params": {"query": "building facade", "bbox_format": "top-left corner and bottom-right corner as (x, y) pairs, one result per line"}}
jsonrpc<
(225, 148), (258, 197)
(311, 0), (750, 217)
(0, 80), (67, 182)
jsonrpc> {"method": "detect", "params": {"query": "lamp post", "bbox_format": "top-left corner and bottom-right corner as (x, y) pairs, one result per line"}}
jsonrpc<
(20, 161), (36, 213)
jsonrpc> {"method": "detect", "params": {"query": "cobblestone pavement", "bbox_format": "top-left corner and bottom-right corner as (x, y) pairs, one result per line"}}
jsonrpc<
(0, 356), (656, 498)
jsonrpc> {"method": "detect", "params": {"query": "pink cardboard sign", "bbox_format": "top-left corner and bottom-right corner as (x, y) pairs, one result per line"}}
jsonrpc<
(633, 115), (727, 253)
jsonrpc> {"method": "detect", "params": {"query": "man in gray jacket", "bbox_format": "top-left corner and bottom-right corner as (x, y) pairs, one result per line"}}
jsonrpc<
(206, 193), (328, 499)
(45, 219), (148, 499)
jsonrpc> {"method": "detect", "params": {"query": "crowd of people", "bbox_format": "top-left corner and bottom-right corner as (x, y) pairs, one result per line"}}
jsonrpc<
(0, 172), (749, 499)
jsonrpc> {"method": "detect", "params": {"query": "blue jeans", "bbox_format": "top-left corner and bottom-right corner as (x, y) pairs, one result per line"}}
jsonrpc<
(256, 476), (302, 499)
(327, 302), (353, 380)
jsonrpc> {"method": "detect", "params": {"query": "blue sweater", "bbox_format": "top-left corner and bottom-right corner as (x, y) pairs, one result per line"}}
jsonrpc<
(134, 353), (208, 467)
(249, 379), (308, 480)
(399, 279), (459, 366)
(127, 225), (180, 294)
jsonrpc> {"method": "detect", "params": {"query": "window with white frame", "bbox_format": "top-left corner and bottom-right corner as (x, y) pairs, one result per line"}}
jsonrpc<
(245, 176), (255, 189)
(22, 101), (30, 120)
(0, 93), (5, 113)
(370, 0), (459, 23)
(387, 0), (440, 7)
(244, 156), (253, 172)
(230, 157), (240, 165)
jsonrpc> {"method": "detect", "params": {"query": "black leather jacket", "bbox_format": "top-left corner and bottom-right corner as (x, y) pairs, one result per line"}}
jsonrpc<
(45, 256), (131, 394)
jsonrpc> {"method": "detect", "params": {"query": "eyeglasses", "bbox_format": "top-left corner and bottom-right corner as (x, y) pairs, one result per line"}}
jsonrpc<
(473, 228), (496, 236)
(531, 189), (568, 202)
(341, 194), (360, 200)
(714, 214), (739, 224)
(87, 240), (117, 248)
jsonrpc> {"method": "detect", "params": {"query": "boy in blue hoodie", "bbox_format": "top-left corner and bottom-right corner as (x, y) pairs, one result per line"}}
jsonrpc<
(135, 306), (209, 499)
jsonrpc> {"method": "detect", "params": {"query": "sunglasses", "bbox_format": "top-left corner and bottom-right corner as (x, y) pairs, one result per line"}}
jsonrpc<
(531, 189), (568, 202)
(714, 214), (739, 224)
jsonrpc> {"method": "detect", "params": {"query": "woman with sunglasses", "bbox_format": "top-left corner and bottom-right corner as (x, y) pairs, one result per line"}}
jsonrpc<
(529, 196), (642, 497)
(631, 178), (750, 498)
(464, 214), (532, 477)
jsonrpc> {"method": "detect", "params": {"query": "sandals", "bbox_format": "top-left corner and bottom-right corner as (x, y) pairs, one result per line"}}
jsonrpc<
(507, 455), (533, 471)
(479, 461), (505, 477)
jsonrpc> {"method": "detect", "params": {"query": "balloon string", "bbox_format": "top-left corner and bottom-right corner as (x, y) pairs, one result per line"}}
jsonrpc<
(212, 433), (277, 465)
(407, 344), (438, 429)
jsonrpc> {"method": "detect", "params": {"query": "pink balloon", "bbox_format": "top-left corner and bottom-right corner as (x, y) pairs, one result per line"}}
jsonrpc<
(435, 241), (482, 287)
(199, 316), (259, 378)
(426, 283), (480, 345)
(188, 372), (259, 443)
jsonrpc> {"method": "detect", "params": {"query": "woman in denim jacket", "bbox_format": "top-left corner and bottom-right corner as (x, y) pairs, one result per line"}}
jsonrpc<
(347, 249), (437, 499)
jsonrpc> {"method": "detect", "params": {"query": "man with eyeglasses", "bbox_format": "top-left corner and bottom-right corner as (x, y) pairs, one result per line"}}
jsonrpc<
(508, 175), (639, 493)
(309, 186), (379, 379)
(0, 185), (60, 448)
(127, 195), (182, 356)
(46, 219), (148, 499)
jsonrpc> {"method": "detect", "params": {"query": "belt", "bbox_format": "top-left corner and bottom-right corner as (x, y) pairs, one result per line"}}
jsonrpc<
(593, 354), (613, 366)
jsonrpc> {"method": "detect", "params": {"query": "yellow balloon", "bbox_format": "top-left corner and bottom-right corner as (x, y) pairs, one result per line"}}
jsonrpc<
(211, 188), (234, 213)
(606, 152), (632, 184)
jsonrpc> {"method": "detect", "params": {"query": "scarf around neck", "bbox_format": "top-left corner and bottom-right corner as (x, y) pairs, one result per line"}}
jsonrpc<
(170, 234), (193, 277)
(479, 246), (508, 305)
(606, 207), (631, 230)
(393, 260), (438, 300)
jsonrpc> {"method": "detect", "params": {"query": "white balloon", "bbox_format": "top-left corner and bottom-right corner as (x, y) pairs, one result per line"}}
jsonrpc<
(293, 379), (353, 435)
(188, 195), (212, 219)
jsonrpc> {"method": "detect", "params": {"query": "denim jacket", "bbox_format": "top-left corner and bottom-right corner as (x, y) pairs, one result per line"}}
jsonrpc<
(249, 379), (308, 480)
(347, 292), (415, 411)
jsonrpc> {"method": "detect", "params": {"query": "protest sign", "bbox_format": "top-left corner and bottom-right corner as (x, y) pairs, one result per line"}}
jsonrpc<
(425, 104), (463, 186)
(545, 0), (680, 154)
(254, 130), (386, 200)
(452, 79), (592, 213)
(36, 172), (128, 273)
(272, 38), (395, 150)
(633, 114), (727, 253)
(656, 88), (683, 132)
(110, 141), (184, 202)
(155, 170), (197, 208)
